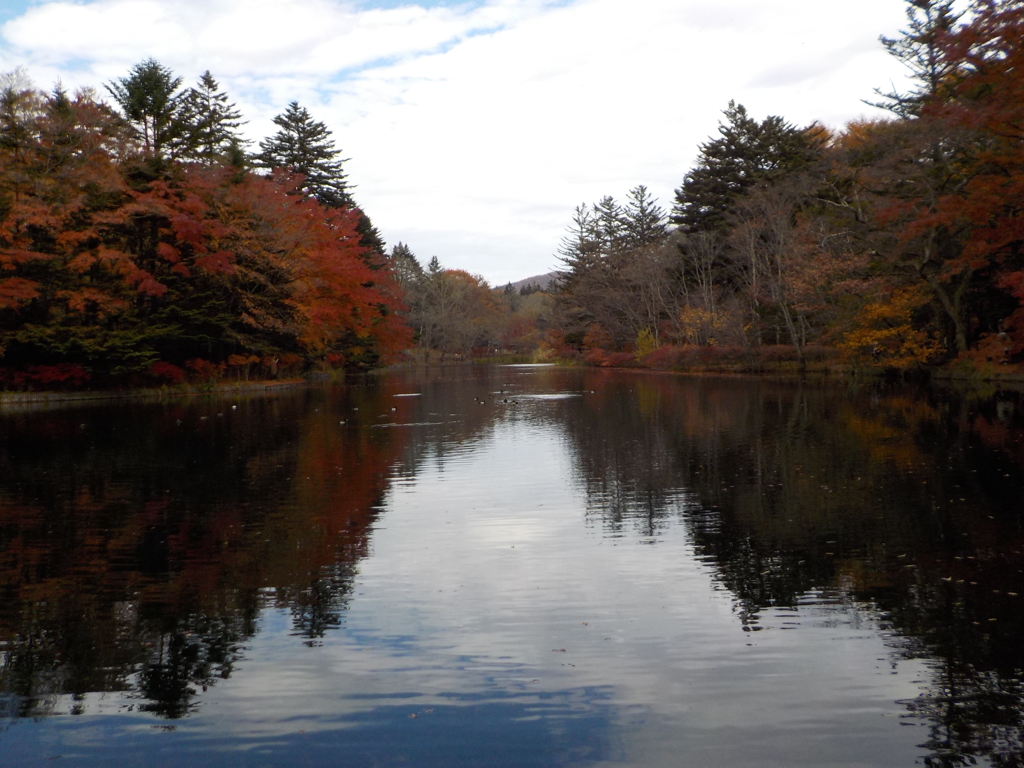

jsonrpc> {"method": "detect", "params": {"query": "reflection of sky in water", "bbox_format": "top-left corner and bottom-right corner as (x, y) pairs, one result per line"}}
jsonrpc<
(28, 365), (1024, 767)
(2, 401), (932, 768)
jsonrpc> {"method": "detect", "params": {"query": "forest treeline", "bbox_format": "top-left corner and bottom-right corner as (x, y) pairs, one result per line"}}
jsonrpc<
(392, 0), (1024, 376)
(545, 0), (1024, 375)
(389, 246), (553, 361)
(3, 0), (1024, 389)
(0, 61), (410, 390)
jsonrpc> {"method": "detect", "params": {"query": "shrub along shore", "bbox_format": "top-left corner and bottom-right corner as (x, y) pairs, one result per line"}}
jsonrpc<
(533, 343), (1024, 383)
(0, 378), (309, 409)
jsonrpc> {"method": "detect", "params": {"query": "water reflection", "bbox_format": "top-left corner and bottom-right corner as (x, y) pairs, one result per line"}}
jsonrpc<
(0, 387), (405, 721)
(557, 372), (1024, 766)
(0, 368), (1022, 767)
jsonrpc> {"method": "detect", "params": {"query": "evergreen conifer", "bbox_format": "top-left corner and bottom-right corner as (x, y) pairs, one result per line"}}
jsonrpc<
(389, 242), (424, 290)
(671, 101), (816, 233)
(869, 0), (963, 118)
(257, 101), (388, 254)
(105, 59), (184, 158)
(256, 101), (352, 207)
(621, 185), (667, 248)
(178, 71), (248, 165)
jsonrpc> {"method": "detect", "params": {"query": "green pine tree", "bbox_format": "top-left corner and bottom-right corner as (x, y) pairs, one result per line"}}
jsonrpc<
(257, 101), (388, 254)
(0, 77), (38, 163)
(178, 71), (248, 165)
(556, 203), (602, 280)
(621, 185), (667, 248)
(869, 0), (963, 119)
(389, 242), (424, 290)
(256, 101), (351, 207)
(105, 59), (185, 158)
(354, 211), (386, 256)
(593, 195), (626, 254)
(671, 101), (818, 233)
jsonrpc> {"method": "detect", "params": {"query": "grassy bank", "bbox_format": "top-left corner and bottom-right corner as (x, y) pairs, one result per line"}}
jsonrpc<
(0, 379), (309, 410)
(537, 343), (1024, 385)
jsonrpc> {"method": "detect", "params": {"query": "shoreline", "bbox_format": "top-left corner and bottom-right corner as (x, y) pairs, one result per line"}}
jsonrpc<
(0, 379), (309, 410)
(4, 360), (1024, 410)
(582, 365), (1024, 392)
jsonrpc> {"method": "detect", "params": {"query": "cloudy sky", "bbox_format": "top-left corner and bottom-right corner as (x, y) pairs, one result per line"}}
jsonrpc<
(1, 0), (917, 285)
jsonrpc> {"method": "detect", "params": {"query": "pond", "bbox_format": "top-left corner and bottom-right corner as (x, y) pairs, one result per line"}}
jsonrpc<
(1, 365), (1023, 767)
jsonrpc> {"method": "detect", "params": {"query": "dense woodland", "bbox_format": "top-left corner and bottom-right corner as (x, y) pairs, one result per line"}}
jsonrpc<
(391, 244), (552, 360)
(0, 62), (410, 390)
(384, 0), (1024, 375)
(547, 0), (1024, 374)
(2, 0), (1024, 389)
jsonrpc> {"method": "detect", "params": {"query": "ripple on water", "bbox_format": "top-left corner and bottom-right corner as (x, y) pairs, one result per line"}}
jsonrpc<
(2, 368), (1021, 768)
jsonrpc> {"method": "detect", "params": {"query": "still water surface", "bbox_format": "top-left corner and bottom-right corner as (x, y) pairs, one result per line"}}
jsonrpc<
(1, 366), (1023, 767)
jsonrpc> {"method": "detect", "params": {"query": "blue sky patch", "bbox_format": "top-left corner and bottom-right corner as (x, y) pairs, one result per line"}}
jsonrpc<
(0, 0), (36, 24)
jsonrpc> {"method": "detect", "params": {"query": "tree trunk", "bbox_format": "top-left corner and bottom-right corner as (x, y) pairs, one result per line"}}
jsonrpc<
(925, 269), (972, 353)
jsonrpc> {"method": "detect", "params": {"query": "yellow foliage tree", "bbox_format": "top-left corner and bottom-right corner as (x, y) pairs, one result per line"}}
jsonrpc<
(678, 305), (722, 346)
(635, 328), (660, 357)
(839, 288), (941, 368)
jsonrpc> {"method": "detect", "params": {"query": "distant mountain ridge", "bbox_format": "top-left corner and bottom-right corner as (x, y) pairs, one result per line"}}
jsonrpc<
(502, 271), (560, 292)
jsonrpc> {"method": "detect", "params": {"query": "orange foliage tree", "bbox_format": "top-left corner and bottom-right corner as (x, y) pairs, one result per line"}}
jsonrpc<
(0, 85), (411, 387)
(840, 1), (1024, 361)
(928, 0), (1024, 355)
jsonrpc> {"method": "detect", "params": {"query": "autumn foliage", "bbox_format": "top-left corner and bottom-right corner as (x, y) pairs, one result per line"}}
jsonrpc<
(0, 86), (411, 389)
(546, 1), (1024, 376)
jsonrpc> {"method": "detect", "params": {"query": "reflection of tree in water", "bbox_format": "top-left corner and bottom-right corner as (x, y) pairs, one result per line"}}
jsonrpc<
(559, 372), (1024, 765)
(283, 566), (356, 646)
(557, 374), (692, 538)
(685, 505), (822, 630)
(885, 567), (1024, 767)
(4, 365), (1024, 761)
(905, 655), (1024, 767)
(381, 366), (515, 479)
(0, 384), (407, 719)
(0, 371), (503, 719)
(136, 612), (252, 719)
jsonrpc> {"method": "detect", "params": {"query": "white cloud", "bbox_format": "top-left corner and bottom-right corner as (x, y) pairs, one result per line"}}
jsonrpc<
(1, 0), (915, 284)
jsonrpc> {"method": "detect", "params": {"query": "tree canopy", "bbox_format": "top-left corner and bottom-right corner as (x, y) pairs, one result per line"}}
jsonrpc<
(869, 0), (963, 118)
(671, 101), (821, 233)
(178, 70), (248, 166)
(257, 101), (352, 208)
(105, 58), (185, 159)
(0, 64), (410, 389)
(546, 0), (1024, 374)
